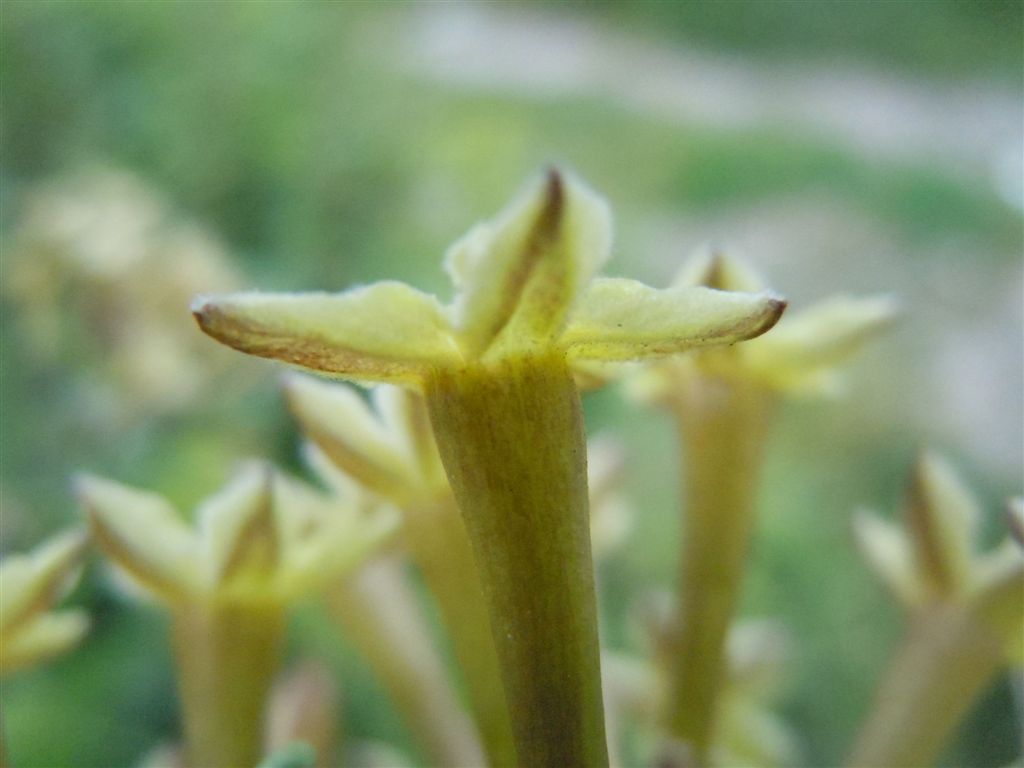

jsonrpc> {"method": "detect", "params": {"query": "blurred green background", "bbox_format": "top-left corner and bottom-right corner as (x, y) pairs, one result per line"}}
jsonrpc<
(1, 1), (1021, 766)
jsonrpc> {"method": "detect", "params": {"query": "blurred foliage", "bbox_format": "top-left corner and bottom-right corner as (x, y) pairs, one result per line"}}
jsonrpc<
(592, 0), (1024, 82)
(1, 2), (1020, 767)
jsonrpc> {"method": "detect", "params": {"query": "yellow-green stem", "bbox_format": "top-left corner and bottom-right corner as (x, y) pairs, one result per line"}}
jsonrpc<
(425, 352), (609, 768)
(667, 377), (775, 763)
(847, 603), (1003, 768)
(171, 600), (286, 768)
(404, 496), (517, 767)
(326, 557), (485, 767)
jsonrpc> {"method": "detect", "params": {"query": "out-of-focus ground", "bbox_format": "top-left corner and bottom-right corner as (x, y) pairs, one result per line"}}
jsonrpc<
(396, 2), (1023, 479)
(1, 2), (1021, 766)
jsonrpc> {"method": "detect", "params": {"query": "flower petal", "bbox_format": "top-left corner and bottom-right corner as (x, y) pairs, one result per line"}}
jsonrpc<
(673, 248), (766, 293)
(744, 294), (899, 391)
(285, 374), (414, 499)
(852, 510), (922, 606)
(372, 386), (444, 488)
(273, 474), (400, 598)
(971, 539), (1024, 662)
(197, 462), (279, 593)
(446, 168), (612, 358)
(77, 474), (201, 602)
(193, 282), (459, 385)
(0, 529), (87, 636)
(301, 442), (362, 500)
(563, 278), (786, 361)
(905, 453), (978, 598)
(0, 609), (90, 674)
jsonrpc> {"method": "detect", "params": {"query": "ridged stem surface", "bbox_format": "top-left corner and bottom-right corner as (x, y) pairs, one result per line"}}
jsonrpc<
(425, 351), (608, 768)
(404, 495), (517, 766)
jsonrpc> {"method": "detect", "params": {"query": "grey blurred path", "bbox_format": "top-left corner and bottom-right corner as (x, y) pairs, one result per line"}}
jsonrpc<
(399, 3), (1023, 208)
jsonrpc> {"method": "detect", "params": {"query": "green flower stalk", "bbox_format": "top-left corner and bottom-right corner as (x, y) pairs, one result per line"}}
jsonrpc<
(193, 169), (785, 767)
(287, 375), (512, 766)
(288, 376), (632, 766)
(630, 251), (896, 764)
(849, 453), (1024, 768)
(77, 463), (395, 768)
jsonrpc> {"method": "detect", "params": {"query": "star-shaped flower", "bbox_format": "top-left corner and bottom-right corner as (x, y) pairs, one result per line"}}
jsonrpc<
(77, 462), (398, 606)
(192, 169), (787, 768)
(193, 170), (785, 386)
(853, 452), (1024, 661)
(606, 603), (798, 768)
(0, 529), (89, 674)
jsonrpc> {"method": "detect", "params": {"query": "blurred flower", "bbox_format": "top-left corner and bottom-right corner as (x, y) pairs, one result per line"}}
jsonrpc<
(77, 462), (397, 606)
(854, 452), (1024, 660)
(5, 169), (247, 417)
(77, 463), (396, 768)
(284, 375), (446, 506)
(286, 372), (633, 557)
(0, 529), (89, 674)
(630, 249), (899, 402)
(607, 597), (798, 768)
(849, 452), (1023, 767)
(623, 247), (895, 761)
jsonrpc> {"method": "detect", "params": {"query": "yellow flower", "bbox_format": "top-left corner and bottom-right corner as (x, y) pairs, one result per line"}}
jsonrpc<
(0, 529), (89, 674)
(853, 452), (1023, 660)
(77, 463), (397, 768)
(193, 170), (785, 386)
(284, 374), (446, 505)
(77, 462), (398, 606)
(849, 453), (1022, 768)
(631, 249), (898, 401)
(193, 168), (785, 768)
(605, 608), (798, 768)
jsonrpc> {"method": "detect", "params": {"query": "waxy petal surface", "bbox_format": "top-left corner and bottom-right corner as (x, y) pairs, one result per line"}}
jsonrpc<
(746, 295), (899, 390)
(853, 511), (921, 606)
(563, 278), (785, 361)
(0, 529), (87, 636)
(78, 475), (201, 601)
(446, 170), (612, 358)
(197, 463), (279, 593)
(0, 610), (90, 674)
(285, 374), (414, 499)
(193, 283), (459, 384)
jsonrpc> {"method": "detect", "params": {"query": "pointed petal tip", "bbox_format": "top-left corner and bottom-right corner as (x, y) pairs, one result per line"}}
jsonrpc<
(190, 294), (217, 325)
(742, 293), (787, 341)
(543, 164), (564, 197)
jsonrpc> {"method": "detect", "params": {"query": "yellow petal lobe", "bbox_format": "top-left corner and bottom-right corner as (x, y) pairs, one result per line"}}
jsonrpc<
(563, 278), (785, 361)
(193, 282), (459, 385)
